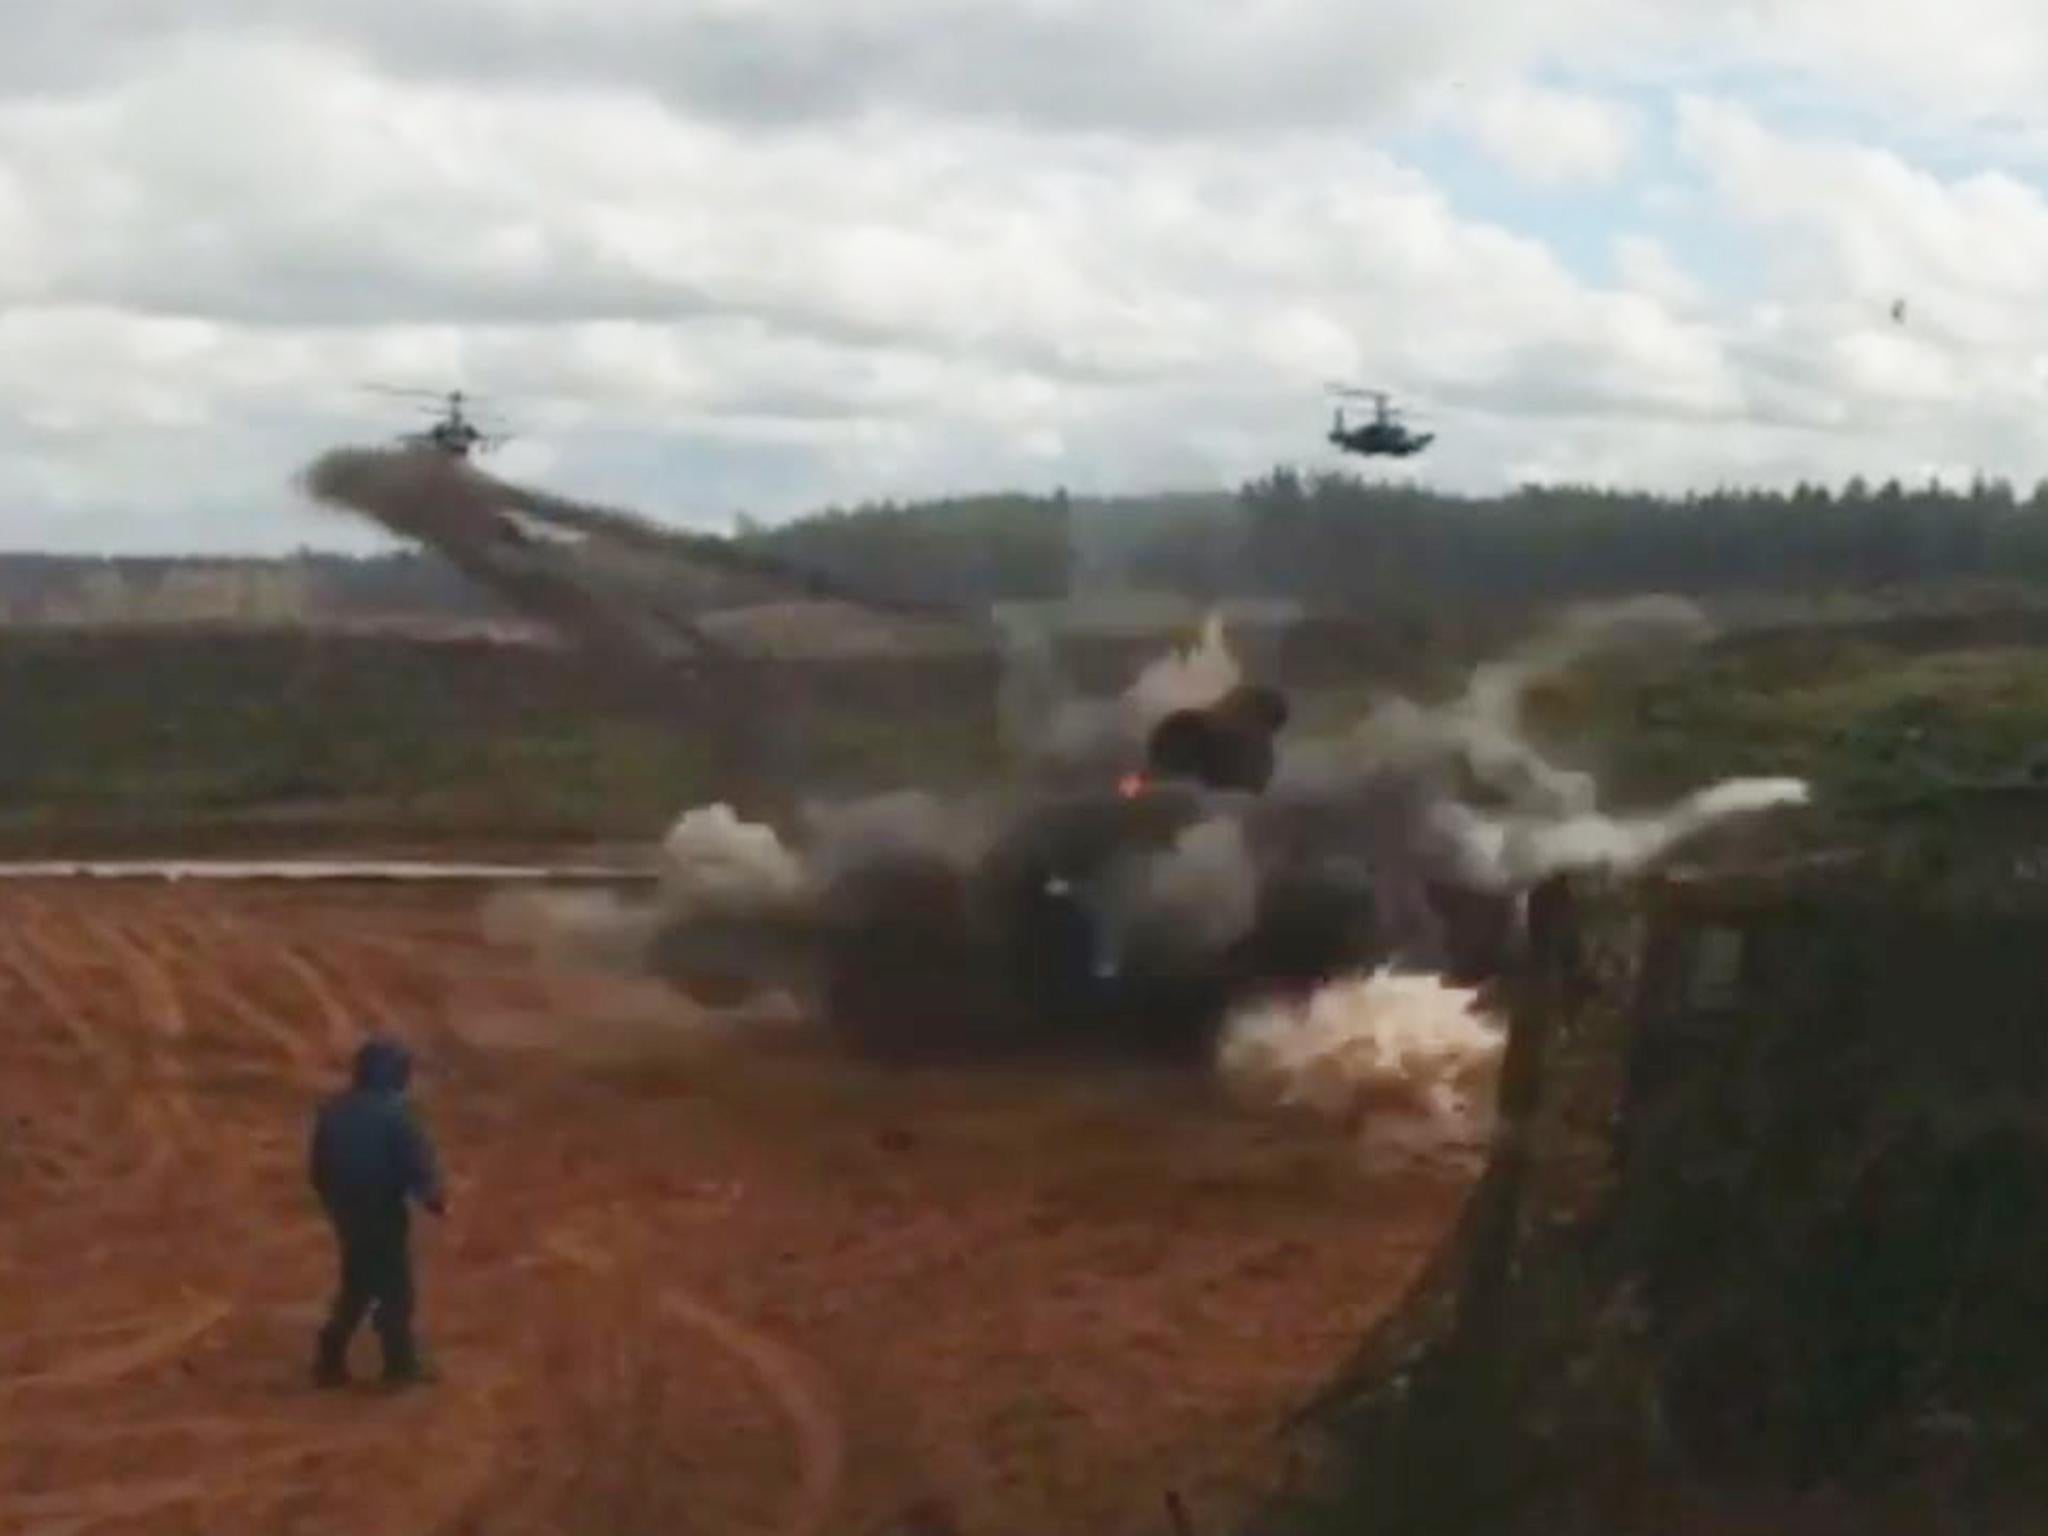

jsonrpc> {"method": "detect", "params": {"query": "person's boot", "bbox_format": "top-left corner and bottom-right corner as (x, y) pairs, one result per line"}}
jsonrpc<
(313, 1329), (349, 1389)
(378, 1325), (436, 1389)
(380, 1354), (438, 1389)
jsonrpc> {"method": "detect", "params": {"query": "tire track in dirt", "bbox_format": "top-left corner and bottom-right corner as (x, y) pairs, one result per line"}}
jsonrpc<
(0, 898), (183, 1193)
(543, 1227), (846, 1536)
(91, 915), (205, 1147)
(3, 1112), (119, 1196)
(0, 1294), (233, 1402)
(0, 1427), (398, 1536)
(5, 1412), (315, 1451)
(298, 929), (417, 1035)
(382, 1361), (522, 1536)
(271, 941), (375, 1059)
(167, 904), (339, 1078)
(1, 901), (127, 1085)
(2, 887), (558, 1536)
(162, 947), (327, 1089)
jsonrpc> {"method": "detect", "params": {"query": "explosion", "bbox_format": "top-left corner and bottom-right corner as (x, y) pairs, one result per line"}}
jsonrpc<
(306, 446), (1808, 1163)
(624, 598), (1803, 1080)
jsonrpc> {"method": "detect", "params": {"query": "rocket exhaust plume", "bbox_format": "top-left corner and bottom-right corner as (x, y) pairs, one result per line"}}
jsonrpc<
(300, 445), (966, 679)
(300, 446), (730, 671)
(300, 443), (992, 812)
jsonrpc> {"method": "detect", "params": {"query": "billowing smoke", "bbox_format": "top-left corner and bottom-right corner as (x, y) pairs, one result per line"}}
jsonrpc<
(1339, 594), (1712, 818)
(1102, 814), (1262, 970)
(1217, 968), (1504, 1172)
(1320, 595), (1805, 901)
(1124, 611), (1242, 727)
(999, 608), (1245, 779)
(1431, 776), (1812, 892)
(620, 597), (1802, 1081)
(301, 444), (958, 675)
(658, 804), (811, 918)
(480, 887), (662, 972)
(796, 789), (989, 887)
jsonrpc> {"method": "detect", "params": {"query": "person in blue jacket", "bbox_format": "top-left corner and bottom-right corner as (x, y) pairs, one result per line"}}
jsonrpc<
(309, 1036), (446, 1387)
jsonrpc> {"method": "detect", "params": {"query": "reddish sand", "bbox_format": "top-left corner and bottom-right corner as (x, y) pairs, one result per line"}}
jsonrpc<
(0, 881), (1469, 1536)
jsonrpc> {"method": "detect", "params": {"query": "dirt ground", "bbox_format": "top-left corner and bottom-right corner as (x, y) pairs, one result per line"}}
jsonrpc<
(0, 879), (1472, 1536)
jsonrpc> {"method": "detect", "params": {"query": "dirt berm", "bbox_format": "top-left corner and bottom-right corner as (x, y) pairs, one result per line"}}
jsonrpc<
(1246, 796), (2048, 1536)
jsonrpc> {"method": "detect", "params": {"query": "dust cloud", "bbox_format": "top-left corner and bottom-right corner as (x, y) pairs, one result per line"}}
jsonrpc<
(1125, 611), (1243, 726)
(470, 886), (804, 1062)
(513, 599), (1799, 1164)
(999, 607), (1244, 779)
(1217, 968), (1504, 1173)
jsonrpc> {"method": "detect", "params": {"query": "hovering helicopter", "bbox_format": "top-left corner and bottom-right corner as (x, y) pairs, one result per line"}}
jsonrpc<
(365, 384), (512, 460)
(1324, 384), (1435, 458)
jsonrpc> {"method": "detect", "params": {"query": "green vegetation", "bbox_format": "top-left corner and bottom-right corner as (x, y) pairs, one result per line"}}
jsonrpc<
(742, 470), (2048, 612)
(4, 603), (2048, 854)
(1538, 640), (2048, 815)
(20, 469), (2048, 627)
(0, 629), (996, 851)
(735, 490), (1078, 606)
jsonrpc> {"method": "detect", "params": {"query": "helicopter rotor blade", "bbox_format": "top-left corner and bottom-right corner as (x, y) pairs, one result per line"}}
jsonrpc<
(362, 382), (456, 400)
(363, 382), (499, 406)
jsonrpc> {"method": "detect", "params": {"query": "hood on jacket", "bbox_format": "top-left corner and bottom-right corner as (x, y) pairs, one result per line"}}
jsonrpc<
(351, 1036), (413, 1093)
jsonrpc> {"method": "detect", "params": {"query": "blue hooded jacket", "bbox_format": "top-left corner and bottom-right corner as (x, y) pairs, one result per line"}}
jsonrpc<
(309, 1038), (445, 1224)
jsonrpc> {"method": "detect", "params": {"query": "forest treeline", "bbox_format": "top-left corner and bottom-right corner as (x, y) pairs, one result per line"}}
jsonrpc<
(737, 470), (2048, 610)
(11, 469), (2048, 621)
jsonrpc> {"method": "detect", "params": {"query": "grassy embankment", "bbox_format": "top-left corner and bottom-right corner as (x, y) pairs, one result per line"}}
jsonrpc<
(0, 628), (998, 854)
(4, 617), (2048, 854)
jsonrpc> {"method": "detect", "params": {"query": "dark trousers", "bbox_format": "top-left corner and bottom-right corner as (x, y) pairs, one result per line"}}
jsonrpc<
(316, 1210), (419, 1378)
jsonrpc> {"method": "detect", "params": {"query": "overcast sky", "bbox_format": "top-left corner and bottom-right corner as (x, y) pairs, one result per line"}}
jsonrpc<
(5, 2), (2048, 552)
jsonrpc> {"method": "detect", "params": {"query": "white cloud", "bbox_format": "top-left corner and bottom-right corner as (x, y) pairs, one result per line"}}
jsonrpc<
(1660, 97), (2048, 493)
(1613, 235), (1705, 310)
(1720, 0), (2048, 132)
(0, 25), (1780, 550)
(1464, 84), (1638, 186)
(1677, 96), (2048, 376)
(2, 3), (2048, 550)
(0, 0), (1629, 135)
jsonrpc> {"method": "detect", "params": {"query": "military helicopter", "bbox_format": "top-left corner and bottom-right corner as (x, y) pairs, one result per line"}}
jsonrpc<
(364, 384), (512, 460)
(1324, 384), (1435, 458)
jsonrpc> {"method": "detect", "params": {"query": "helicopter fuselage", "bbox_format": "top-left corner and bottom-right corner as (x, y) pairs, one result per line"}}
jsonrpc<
(1329, 424), (1434, 458)
(1327, 395), (1433, 458)
(403, 418), (485, 459)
